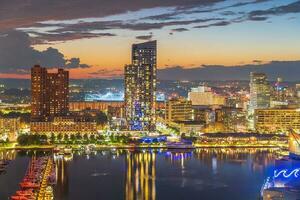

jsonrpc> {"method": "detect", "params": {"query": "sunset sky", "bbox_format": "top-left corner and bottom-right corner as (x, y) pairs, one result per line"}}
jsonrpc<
(0, 0), (300, 79)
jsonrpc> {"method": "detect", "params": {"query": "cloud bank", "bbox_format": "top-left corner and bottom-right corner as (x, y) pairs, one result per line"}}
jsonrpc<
(0, 30), (90, 73)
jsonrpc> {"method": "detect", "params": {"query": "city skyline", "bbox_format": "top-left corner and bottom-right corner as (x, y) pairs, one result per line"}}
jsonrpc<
(0, 0), (300, 79)
(1, 1), (300, 200)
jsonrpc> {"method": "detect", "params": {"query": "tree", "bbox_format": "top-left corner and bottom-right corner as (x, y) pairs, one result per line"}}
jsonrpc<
(57, 133), (63, 143)
(17, 134), (28, 146)
(40, 134), (48, 144)
(70, 134), (76, 143)
(83, 134), (89, 144)
(76, 132), (82, 142)
(90, 134), (96, 142)
(63, 134), (70, 143)
(50, 133), (56, 144)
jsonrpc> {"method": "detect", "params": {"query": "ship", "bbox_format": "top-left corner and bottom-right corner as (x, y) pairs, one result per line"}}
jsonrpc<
(261, 129), (300, 199)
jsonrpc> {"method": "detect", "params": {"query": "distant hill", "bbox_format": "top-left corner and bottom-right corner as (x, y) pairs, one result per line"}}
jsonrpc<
(157, 60), (300, 81)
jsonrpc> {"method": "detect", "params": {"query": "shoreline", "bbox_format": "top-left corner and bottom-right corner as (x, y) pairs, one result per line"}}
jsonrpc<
(0, 143), (285, 150)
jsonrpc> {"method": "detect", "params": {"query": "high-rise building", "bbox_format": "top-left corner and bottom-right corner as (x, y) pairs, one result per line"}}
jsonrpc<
(270, 77), (288, 107)
(124, 41), (157, 131)
(249, 72), (270, 114)
(296, 84), (300, 98)
(31, 65), (69, 121)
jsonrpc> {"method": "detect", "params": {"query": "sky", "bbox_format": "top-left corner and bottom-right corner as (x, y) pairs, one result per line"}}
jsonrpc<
(0, 0), (300, 80)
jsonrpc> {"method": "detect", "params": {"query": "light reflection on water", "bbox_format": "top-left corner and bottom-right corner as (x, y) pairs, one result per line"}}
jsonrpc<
(0, 148), (278, 200)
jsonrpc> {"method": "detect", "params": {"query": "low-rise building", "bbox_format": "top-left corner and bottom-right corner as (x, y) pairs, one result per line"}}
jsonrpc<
(0, 116), (20, 141)
(30, 117), (97, 135)
(255, 108), (300, 133)
(165, 98), (193, 125)
(188, 86), (225, 106)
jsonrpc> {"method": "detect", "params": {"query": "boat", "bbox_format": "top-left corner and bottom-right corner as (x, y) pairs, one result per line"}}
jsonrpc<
(167, 141), (195, 149)
(53, 146), (60, 153)
(11, 156), (57, 200)
(63, 146), (72, 155)
(20, 181), (39, 189)
(16, 190), (34, 197)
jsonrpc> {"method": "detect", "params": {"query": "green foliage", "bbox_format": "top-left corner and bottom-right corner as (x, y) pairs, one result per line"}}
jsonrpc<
(57, 133), (63, 142)
(50, 133), (56, 144)
(108, 134), (129, 144)
(17, 134), (48, 146)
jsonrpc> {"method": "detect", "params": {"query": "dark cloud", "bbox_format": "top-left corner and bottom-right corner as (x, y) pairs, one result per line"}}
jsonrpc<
(228, 0), (271, 8)
(248, 16), (269, 21)
(88, 68), (123, 78)
(157, 60), (300, 81)
(136, 34), (153, 40)
(0, 0), (223, 30)
(24, 17), (224, 43)
(172, 28), (189, 32)
(194, 21), (231, 28)
(220, 11), (236, 16)
(49, 17), (223, 31)
(253, 60), (263, 64)
(0, 30), (90, 73)
(142, 13), (179, 21)
(30, 32), (116, 44)
(249, 1), (300, 17)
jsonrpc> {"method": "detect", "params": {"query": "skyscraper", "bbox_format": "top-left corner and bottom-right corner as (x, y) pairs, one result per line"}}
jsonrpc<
(124, 40), (157, 131)
(249, 72), (270, 114)
(31, 65), (69, 121)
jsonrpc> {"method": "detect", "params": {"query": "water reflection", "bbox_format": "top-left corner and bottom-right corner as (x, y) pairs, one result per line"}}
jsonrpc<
(0, 150), (16, 161)
(54, 155), (69, 200)
(125, 151), (156, 200)
(0, 148), (281, 200)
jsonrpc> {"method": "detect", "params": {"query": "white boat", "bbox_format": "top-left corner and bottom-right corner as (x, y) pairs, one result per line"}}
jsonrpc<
(63, 146), (72, 155)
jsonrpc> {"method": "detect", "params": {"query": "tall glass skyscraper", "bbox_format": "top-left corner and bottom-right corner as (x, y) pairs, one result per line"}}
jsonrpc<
(124, 41), (157, 131)
(249, 72), (270, 113)
(249, 72), (270, 130)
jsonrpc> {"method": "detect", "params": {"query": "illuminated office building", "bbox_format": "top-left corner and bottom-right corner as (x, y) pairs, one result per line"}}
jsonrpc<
(249, 72), (270, 114)
(31, 65), (69, 121)
(296, 84), (300, 98)
(188, 86), (225, 106)
(255, 108), (300, 133)
(124, 41), (157, 131)
(165, 98), (193, 125)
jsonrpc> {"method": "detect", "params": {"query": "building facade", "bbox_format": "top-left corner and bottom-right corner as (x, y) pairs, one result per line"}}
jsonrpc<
(0, 117), (20, 141)
(69, 101), (123, 111)
(31, 65), (69, 121)
(188, 86), (225, 106)
(30, 117), (97, 135)
(249, 72), (270, 114)
(255, 108), (300, 133)
(165, 98), (193, 125)
(124, 41), (157, 131)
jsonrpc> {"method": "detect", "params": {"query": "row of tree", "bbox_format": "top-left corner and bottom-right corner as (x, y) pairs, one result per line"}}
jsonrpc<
(16, 133), (132, 146)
